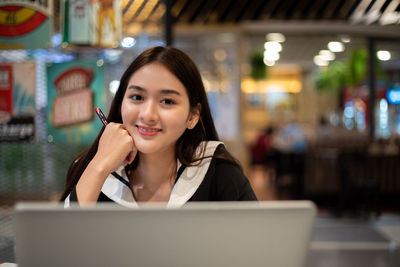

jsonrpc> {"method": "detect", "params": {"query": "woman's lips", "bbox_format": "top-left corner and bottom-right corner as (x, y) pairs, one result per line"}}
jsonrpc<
(136, 125), (162, 136)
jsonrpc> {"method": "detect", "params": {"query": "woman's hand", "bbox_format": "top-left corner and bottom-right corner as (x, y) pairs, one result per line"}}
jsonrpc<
(76, 123), (136, 204)
(93, 122), (137, 173)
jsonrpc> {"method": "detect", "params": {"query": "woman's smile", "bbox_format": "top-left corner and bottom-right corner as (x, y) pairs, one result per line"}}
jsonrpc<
(136, 125), (162, 136)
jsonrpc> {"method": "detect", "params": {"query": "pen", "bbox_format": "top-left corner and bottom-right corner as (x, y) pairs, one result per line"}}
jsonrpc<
(95, 107), (108, 126)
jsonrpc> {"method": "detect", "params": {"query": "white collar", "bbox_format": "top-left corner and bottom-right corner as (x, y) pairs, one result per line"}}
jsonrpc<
(100, 141), (223, 208)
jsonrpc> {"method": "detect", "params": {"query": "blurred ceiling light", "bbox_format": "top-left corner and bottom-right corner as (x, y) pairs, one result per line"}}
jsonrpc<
(377, 50), (391, 61)
(319, 50), (335, 61)
(214, 49), (227, 61)
(340, 36), (351, 43)
(263, 58), (276, 66)
(328, 41), (344, 52)
(264, 50), (280, 61)
(313, 55), (329, 66)
(265, 33), (286, 43)
(109, 80), (120, 95)
(264, 41), (282, 52)
(120, 36), (136, 48)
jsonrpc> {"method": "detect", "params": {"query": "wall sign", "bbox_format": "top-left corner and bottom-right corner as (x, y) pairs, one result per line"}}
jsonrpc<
(0, 0), (52, 49)
(47, 61), (106, 144)
(0, 62), (36, 142)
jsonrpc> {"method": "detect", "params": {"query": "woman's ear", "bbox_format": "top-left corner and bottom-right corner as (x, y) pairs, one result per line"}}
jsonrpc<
(187, 103), (201, 129)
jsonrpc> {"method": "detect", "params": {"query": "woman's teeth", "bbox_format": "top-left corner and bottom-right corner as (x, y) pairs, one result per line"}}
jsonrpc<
(138, 126), (160, 132)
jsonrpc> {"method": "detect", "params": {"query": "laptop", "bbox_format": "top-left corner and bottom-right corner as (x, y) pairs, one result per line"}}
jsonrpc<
(14, 201), (316, 267)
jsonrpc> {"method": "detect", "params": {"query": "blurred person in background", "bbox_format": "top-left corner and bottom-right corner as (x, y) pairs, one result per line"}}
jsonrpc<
(250, 126), (275, 166)
(272, 122), (307, 199)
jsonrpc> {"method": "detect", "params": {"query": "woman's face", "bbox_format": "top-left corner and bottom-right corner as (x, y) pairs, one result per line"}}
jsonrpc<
(121, 63), (199, 155)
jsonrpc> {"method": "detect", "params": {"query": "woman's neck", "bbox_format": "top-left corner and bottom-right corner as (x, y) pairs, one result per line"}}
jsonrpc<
(130, 147), (177, 201)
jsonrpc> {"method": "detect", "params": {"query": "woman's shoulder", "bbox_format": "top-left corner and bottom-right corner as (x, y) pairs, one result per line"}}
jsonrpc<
(209, 147), (257, 201)
(209, 144), (246, 185)
(189, 142), (257, 201)
(213, 143), (241, 167)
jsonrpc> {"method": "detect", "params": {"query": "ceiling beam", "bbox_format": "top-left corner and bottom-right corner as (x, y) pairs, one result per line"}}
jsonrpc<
(321, 0), (347, 20)
(258, 0), (281, 19)
(193, 0), (220, 24)
(291, 0), (314, 20)
(240, 0), (267, 21)
(342, 0), (364, 20)
(171, 0), (189, 21)
(218, 0), (237, 22)
(180, 0), (205, 23)
(206, 0), (233, 23)
(274, 0), (298, 20)
(307, 0), (329, 20)
(124, 0), (147, 24)
(224, 0), (252, 22)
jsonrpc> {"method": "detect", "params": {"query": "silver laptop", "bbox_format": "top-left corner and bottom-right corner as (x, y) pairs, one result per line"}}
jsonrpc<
(14, 201), (316, 267)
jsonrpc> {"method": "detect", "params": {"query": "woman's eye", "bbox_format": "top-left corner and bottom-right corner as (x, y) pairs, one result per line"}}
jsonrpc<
(130, 95), (143, 101)
(161, 99), (175, 105)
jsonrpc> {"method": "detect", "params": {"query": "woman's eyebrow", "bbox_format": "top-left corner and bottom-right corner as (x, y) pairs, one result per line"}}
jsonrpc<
(127, 85), (181, 96)
(160, 89), (181, 96)
(127, 85), (144, 91)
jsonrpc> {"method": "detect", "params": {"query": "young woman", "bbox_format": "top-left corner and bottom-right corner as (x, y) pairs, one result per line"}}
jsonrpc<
(61, 46), (257, 207)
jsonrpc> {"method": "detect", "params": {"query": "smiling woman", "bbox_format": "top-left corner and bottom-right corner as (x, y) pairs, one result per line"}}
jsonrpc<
(60, 46), (257, 206)
(121, 63), (198, 156)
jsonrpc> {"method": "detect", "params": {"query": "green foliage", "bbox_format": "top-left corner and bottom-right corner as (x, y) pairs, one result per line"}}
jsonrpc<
(347, 47), (367, 87)
(315, 61), (347, 95)
(315, 46), (387, 95)
(250, 51), (267, 80)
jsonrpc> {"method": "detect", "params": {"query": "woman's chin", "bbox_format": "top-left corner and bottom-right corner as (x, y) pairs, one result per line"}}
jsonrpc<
(135, 141), (175, 156)
(135, 143), (160, 155)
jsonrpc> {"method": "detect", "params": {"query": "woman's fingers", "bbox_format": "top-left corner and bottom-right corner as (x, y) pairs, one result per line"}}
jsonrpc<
(96, 122), (137, 171)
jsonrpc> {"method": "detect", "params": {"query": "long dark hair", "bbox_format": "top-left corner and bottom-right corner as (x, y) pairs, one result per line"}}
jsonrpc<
(60, 46), (228, 200)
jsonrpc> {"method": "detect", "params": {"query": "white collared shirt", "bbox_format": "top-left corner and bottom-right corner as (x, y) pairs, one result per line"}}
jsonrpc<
(65, 141), (223, 208)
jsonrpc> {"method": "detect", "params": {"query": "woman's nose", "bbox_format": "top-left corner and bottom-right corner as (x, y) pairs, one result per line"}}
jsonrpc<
(140, 100), (159, 124)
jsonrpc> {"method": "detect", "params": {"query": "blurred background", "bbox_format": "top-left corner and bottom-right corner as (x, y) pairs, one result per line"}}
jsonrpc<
(0, 0), (400, 265)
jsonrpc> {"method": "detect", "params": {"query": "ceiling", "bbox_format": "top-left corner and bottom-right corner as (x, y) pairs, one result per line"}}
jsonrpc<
(51, 1), (400, 38)
(50, 1), (399, 70)
(121, 0), (400, 26)
(119, 0), (400, 70)
(168, 0), (360, 23)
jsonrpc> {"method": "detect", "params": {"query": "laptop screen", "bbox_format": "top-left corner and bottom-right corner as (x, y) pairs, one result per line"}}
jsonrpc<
(14, 201), (316, 267)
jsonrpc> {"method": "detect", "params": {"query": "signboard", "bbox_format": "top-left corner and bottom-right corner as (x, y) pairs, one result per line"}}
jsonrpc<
(0, 62), (36, 142)
(0, 0), (52, 49)
(47, 61), (106, 144)
(52, 67), (94, 127)
(62, 0), (122, 47)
